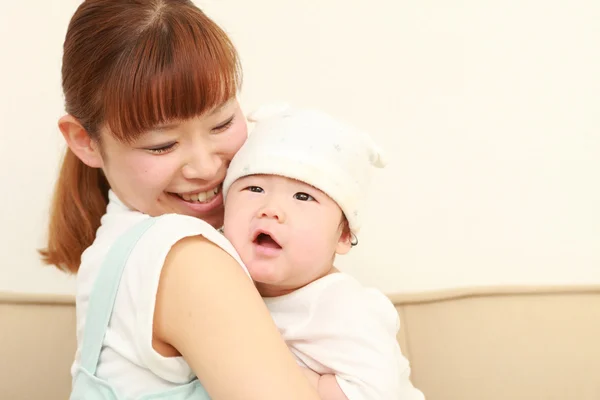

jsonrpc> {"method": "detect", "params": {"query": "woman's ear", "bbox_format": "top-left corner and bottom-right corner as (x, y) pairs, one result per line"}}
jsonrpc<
(335, 226), (353, 255)
(58, 115), (104, 168)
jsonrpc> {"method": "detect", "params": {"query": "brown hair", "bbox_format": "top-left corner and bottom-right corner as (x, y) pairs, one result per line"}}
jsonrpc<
(40, 0), (242, 273)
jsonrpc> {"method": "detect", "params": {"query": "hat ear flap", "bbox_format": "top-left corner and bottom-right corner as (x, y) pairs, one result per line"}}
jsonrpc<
(369, 143), (387, 168)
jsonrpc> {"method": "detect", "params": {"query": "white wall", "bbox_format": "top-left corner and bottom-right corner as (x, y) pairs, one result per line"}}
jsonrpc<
(1, 0), (598, 295)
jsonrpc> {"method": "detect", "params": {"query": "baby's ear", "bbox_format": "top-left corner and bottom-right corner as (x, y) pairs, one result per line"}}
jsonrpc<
(336, 224), (353, 255)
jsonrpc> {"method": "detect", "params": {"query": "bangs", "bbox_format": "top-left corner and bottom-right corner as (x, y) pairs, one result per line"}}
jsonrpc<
(102, 9), (241, 142)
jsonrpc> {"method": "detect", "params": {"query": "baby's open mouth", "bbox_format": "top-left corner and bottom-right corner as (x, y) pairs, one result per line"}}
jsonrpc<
(254, 233), (282, 249)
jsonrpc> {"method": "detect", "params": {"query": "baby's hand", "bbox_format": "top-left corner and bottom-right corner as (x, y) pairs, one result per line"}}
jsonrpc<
(301, 367), (321, 389)
(301, 368), (349, 400)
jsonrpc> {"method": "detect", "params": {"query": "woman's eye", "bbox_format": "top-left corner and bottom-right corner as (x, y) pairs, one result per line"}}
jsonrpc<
(294, 192), (315, 201)
(245, 186), (264, 193)
(212, 116), (235, 133)
(146, 142), (177, 154)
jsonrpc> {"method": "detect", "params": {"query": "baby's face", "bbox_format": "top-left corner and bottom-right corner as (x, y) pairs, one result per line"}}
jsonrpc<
(223, 174), (351, 297)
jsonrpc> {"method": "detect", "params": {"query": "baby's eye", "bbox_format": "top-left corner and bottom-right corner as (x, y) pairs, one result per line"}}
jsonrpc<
(294, 192), (315, 201)
(244, 186), (264, 193)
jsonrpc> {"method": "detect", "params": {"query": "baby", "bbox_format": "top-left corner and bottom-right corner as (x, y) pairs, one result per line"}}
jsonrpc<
(222, 105), (425, 400)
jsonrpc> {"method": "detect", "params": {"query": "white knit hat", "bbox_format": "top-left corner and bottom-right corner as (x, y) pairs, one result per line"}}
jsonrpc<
(223, 104), (386, 233)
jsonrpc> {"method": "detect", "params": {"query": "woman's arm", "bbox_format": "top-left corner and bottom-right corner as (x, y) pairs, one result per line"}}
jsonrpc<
(153, 235), (320, 400)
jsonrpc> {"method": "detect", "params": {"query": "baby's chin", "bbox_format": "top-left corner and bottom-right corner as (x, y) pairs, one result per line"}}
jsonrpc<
(251, 270), (326, 299)
(254, 281), (300, 298)
(245, 260), (288, 285)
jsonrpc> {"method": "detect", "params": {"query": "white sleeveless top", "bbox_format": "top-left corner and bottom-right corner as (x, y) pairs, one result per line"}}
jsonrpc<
(71, 190), (248, 398)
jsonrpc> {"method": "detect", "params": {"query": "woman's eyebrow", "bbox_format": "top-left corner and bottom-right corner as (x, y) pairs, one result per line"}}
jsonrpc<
(152, 102), (231, 131)
(153, 122), (181, 131)
(208, 99), (233, 117)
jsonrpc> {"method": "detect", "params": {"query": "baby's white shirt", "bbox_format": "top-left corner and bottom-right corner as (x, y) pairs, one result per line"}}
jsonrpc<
(264, 273), (425, 400)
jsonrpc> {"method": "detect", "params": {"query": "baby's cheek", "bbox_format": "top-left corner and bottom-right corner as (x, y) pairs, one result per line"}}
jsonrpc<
(294, 232), (328, 263)
(222, 217), (235, 242)
(223, 213), (247, 257)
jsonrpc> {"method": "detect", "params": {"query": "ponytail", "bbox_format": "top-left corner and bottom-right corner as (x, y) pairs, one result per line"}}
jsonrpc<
(39, 149), (109, 273)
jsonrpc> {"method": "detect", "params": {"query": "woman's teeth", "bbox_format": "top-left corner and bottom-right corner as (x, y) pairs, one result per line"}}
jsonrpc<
(178, 186), (220, 203)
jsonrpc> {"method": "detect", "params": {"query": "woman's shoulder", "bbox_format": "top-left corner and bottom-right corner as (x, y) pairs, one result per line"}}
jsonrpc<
(82, 202), (244, 284)
(151, 213), (218, 237)
(100, 213), (248, 383)
(149, 213), (244, 266)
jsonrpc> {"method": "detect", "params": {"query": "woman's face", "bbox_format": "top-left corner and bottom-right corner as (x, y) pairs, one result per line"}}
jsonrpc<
(99, 98), (247, 228)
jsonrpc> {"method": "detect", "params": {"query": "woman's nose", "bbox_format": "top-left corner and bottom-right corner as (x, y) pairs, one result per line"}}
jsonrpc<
(181, 145), (222, 181)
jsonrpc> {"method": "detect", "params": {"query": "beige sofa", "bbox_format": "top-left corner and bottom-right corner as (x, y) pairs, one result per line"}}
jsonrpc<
(2, 286), (600, 399)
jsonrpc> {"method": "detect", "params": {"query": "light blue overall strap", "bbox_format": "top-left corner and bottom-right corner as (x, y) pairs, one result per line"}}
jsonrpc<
(79, 217), (158, 375)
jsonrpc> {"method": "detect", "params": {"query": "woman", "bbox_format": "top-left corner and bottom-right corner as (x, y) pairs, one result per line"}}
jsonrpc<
(41, 0), (320, 398)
